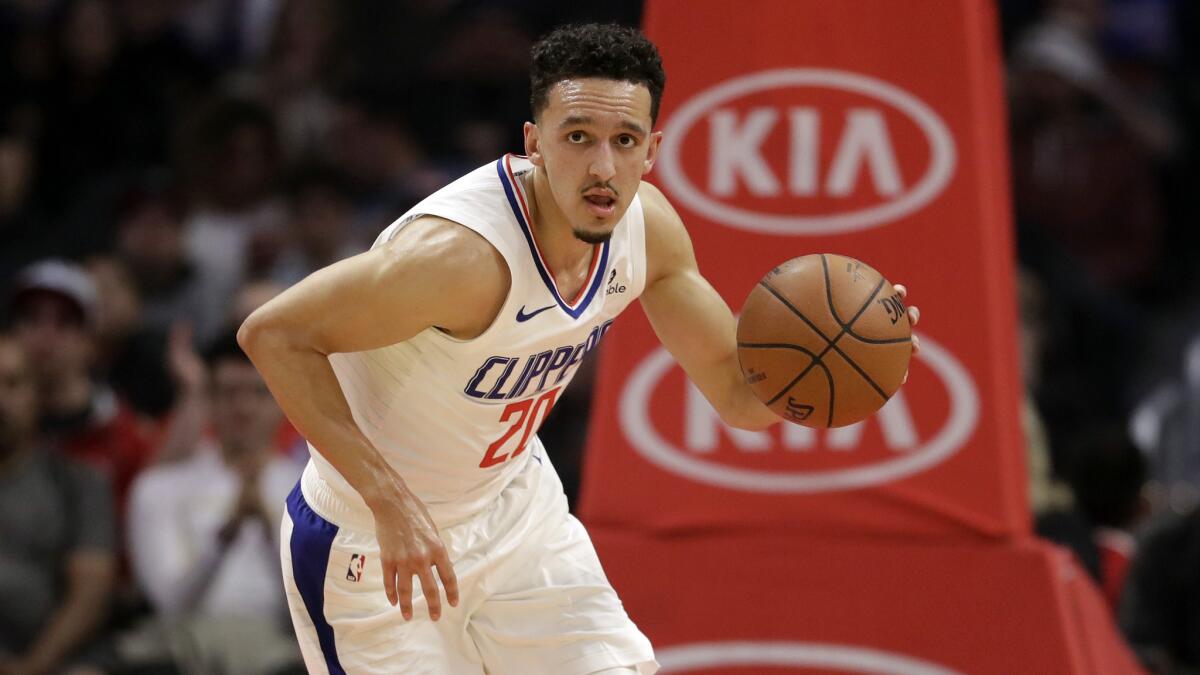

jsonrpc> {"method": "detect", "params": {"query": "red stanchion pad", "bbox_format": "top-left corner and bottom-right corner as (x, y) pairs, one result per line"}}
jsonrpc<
(592, 530), (1144, 674)
(580, 0), (1028, 540)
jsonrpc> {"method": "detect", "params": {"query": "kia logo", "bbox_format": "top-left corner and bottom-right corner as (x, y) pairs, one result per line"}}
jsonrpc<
(656, 69), (957, 235)
(620, 333), (978, 492)
(658, 641), (963, 675)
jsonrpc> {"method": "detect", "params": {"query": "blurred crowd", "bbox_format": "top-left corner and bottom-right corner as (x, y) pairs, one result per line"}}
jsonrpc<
(0, 0), (1197, 673)
(0, 1), (637, 672)
(1004, 0), (1200, 670)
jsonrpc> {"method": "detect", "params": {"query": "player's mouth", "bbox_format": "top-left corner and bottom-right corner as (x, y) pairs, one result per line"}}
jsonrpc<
(583, 191), (617, 218)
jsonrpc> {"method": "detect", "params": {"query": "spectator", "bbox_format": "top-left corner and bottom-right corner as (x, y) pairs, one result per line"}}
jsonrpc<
(1119, 505), (1200, 673)
(8, 259), (155, 518)
(229, 0), (342, 160)
(127, 330), (302, 675)
(1064, 427), (1149, 610)
(1009, 0), (1175, 299)
(0, 331), (118, 674)
(111, 174), (226, 345)
(175, 0), (283, 70)
(219, 280), (307, 461)
(32, 0), (137, 213)
(268, 164), (361, 287)
(111, 0), (212, 167)
(84, 254), (175, 420)
(0, 132), (51, 294)
(177, 97), (286, 332)
(325, 88), (444, 238)
(1131, 334), (1200, 516)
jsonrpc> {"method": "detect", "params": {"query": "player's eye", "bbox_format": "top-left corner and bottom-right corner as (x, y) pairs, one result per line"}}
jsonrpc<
(616, 135), (637, 148)
(567, 131), (587, 143)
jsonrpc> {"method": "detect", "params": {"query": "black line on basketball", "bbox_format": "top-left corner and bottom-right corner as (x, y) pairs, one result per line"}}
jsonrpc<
(758, 281), (835, 345)
(821, 254), (844, 326)
(827, 344), (890, 401)
(738, 342), (821, 352)
(818, 254), (896, 400)
(764, 344), (826, 406)
(842, 331), (912, 345)
(825, 357), (835, 427)
(768, 355), (834, 426)
(820, 254), (885, 331)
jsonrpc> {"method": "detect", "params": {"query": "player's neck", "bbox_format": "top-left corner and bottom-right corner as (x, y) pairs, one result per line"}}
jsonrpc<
(523, 168), (596, 275)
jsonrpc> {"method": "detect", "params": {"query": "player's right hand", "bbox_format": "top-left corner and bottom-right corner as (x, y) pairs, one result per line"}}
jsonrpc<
(368, 478), (460, 621)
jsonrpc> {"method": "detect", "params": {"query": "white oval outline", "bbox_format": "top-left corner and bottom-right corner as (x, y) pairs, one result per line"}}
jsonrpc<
(658, 641), (964, 675)
(620, 332), (979, 492)
(656, 69), (957, 235)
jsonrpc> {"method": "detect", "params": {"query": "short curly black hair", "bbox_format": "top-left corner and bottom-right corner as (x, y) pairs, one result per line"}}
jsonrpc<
(530, 23), (666, 125)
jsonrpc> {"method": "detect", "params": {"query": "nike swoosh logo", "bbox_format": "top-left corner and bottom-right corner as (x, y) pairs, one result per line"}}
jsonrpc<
(516, 304), (556, 322)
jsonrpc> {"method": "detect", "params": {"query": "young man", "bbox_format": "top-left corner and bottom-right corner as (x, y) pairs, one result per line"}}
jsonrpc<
(240, 23), (919, 675)
(0, 333), (117, 675)
(127, 331), (304, 674)
(8, 259), (155, 520)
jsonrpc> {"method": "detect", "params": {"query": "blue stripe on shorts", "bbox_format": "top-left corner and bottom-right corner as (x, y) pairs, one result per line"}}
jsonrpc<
(286, 482), (346, 675)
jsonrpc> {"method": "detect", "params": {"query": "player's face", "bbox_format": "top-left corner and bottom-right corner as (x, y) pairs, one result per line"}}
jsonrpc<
(525, 78), (661, 243)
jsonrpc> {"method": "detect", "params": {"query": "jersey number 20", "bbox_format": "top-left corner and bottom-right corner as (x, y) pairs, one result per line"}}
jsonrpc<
(479, 387), (561, 468)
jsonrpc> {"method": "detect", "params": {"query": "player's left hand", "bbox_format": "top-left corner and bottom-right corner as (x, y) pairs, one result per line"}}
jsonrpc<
(893, 284), (920, 384)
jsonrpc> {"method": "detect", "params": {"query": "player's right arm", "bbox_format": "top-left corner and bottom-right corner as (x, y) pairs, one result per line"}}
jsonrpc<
(238, 216), (510, 621)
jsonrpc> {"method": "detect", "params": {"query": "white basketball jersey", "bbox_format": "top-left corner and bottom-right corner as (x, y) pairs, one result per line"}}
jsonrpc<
(307, 155), (646, 525)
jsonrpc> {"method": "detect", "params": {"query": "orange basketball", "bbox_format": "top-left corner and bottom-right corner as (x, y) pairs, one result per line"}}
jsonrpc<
(736, 254), (912, 428)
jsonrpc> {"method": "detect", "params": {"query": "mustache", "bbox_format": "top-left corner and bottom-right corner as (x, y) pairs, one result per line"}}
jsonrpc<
(580, 182), (618, 197)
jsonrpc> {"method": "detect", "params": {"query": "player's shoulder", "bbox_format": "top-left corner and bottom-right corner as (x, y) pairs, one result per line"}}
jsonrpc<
(380, 215), (508, 286)
(374, 215), (511, 334)
(637, 181), (693, 272)
(637, 181), (674, 220)
(638, 181), (688, 236)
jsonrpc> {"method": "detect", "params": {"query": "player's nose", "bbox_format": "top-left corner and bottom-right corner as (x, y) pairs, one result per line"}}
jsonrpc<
(588, 145), (616, 181)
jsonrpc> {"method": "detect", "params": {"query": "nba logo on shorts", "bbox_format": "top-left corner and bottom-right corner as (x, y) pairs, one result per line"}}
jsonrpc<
(346, 554), (366, 582)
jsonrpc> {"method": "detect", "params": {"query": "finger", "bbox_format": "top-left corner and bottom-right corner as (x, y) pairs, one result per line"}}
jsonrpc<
(912, 333), (921, 355)
(894, 284), (907, 299)
(398, 572), (414, 621)
(383, 561), (398, 607)
(418, 567), (442, 621)
(434, 553), (460, 608)
(902, 369), (909, 385)
(908, 305), (920, 326)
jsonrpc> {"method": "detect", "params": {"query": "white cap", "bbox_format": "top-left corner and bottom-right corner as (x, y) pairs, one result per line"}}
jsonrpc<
(11, 259), (99, 327)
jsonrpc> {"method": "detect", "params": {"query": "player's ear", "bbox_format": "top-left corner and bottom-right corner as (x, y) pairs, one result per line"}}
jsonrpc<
(643, 130), (663, 174)
(524, 121), (543, 167)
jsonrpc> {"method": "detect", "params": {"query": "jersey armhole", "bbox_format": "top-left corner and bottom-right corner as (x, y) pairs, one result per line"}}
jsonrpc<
(627, 194), (649, 300)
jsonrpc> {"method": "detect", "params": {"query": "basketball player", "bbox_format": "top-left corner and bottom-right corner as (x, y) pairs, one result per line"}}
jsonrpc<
(239, 23), (920, 675)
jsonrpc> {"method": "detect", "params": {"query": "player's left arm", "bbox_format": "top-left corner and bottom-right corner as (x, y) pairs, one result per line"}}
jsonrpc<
(639, 183), (780, 431)
(638, 183), (920, 431)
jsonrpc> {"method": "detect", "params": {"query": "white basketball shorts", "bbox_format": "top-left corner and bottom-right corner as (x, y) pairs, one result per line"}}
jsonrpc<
(280, 449), (658, 674)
